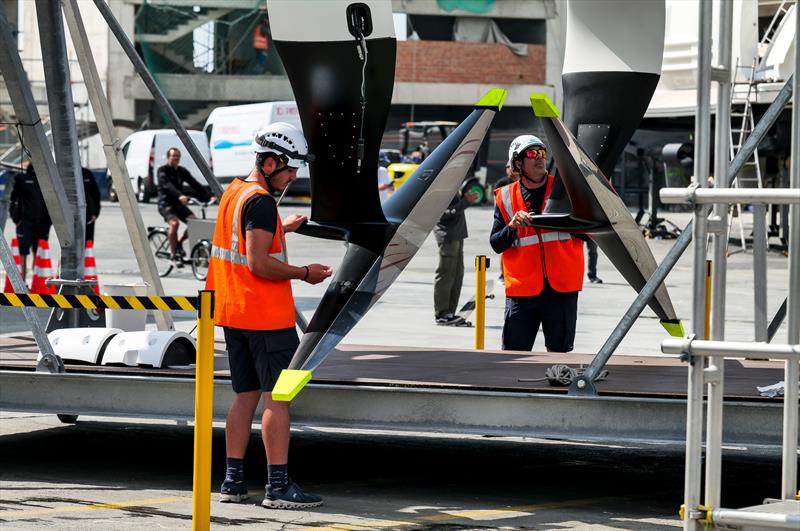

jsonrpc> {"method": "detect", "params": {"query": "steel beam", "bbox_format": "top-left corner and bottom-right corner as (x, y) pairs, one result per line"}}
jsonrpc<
(706, 0), (733, 509)
(660, 188), (800, 204)
(685, 2), (713, 527)
(35, 0), (86, 286)
(662, 338), (800, 360)
(710, 508), (800, 529)
(90, 0), (223, 198)
(0, 370), (787, 449)
(753, 204), (768, 342)
(783, 3), (800, 500)
(0, 3), (74, 247)
(62, 0), (173, 330)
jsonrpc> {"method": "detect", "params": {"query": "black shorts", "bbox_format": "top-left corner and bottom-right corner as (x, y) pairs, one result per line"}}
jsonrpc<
(502, 282), (578, 352)
(223, 327), (299, 393)
(16, 221), (51, 256)
(159, 203), (194, 223)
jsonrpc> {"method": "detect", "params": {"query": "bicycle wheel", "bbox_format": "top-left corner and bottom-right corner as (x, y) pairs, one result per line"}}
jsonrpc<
(191, 241), (211, 281)
(148, 229), (174, 277)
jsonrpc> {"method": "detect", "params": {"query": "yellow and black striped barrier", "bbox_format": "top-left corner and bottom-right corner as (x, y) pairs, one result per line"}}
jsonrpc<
(1, 289), (214, 531)
(0, 292), (198, 311)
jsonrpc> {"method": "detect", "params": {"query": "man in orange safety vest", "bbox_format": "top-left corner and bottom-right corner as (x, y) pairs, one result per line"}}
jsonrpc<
(207, 122), (331, 509)
(490, 135), (584, 352)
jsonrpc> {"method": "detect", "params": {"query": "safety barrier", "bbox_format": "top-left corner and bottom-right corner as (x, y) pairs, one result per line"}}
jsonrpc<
(1, 290), (216, 531)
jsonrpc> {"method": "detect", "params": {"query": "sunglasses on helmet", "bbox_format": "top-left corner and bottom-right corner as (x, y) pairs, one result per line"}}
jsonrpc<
(523, 148), (547, 159)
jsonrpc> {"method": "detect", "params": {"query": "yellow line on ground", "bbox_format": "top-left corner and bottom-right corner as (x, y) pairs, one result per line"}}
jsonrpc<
(299, 496), (624, 531)
(0, 495), (191, 518)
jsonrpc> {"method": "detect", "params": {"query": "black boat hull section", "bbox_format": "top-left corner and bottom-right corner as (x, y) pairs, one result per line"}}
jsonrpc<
(274, 36), (396, 227)
(289, 106), (500, 373)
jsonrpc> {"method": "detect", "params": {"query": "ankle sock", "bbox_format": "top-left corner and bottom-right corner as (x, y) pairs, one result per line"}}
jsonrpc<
(225, 457), (244, 482)
(267, 463), (288, 490)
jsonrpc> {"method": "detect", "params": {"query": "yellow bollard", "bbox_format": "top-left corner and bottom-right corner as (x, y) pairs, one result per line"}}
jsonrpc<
(704, 260), (712, 340)
(475, 255), (488, 350)
(192, 290), (215, 531)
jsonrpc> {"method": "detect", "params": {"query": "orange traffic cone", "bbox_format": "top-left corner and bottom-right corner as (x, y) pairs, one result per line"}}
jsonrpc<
(3, 238), (23, 292)
(30, 239), (55, 295)
(84, 240), (99, 295)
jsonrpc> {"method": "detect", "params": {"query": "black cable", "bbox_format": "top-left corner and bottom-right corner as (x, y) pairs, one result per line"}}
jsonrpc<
(354, 24), (368, 174)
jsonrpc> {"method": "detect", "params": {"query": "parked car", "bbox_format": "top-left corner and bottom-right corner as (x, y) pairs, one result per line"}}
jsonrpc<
(107, 129), (211, 203)
(203, 101), (310, 196)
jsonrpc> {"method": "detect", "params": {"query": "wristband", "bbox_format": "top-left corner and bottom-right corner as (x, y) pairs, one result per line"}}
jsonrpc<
(302, 266), (309, 281)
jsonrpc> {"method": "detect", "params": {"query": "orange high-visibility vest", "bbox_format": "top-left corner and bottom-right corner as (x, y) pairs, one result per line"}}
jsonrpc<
(495, 178), (584, 297)
(206, 179), (294, 330)
(253, 25), (268, 50)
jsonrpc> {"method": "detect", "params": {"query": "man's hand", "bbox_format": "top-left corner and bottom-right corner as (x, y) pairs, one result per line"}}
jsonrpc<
(509, 210), (532, 229)
(179, 195), (190, 205)
(282, 213), (307, 233)
(304, 263), (332, 284)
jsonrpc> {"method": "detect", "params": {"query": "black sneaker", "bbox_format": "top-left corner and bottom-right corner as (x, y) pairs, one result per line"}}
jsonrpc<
(170, 254), (184, 269)
(220, 479), (248, 503)
(436, 315), (467, 327)
(262, 480), (323, 509)
(588, 276), (603, 284)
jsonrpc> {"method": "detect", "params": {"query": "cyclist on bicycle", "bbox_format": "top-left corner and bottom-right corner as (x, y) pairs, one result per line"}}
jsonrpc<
(157, 147), (215, 267)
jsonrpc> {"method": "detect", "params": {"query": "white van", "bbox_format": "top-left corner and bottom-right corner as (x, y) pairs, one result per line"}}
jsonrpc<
(107, 129), (211, 203)
(203, 101), (310, 195)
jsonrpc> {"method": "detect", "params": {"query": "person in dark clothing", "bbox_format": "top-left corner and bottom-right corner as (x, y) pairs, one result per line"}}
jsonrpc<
(82, 167), (101, 243)
(585, 239), (602, 283)
(156, 147), (212, 265)
(9, 162), (51, 281)
(493, 161), (519, 190)
(493, 162), (519, 282)
(571, 234), (602, 283)
(433, 189), (478, 326)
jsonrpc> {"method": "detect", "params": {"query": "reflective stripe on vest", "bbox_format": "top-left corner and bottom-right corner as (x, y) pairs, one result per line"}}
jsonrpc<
(211, 183), (288, 265)
(515, 231), (573, 247)
(500, 185), (514, 222)
(206, 179), (294, 330)
(210, 245), (286, 266)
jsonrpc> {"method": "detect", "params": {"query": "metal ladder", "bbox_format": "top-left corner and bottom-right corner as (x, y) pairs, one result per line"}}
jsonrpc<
(727, 59), (763, 253)
(757, 0), (793, 71)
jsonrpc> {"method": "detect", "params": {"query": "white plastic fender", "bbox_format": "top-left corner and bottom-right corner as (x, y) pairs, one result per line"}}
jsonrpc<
(38, 327), (122, 365)
(101, 331), (196, 368)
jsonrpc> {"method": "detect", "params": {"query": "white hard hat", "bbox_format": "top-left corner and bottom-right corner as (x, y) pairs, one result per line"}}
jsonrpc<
(508, 134), (546, 165)
(252, 122), (313, 168)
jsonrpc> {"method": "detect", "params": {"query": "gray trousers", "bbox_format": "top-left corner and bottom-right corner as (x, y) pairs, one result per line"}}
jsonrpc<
(434, 239), (464, 318)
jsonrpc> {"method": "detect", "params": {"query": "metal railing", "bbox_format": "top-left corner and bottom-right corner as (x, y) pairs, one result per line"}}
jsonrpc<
(659, 185), (799, 530)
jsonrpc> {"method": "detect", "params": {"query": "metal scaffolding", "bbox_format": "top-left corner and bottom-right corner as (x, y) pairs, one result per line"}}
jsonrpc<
(661, 5), (800, 530)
